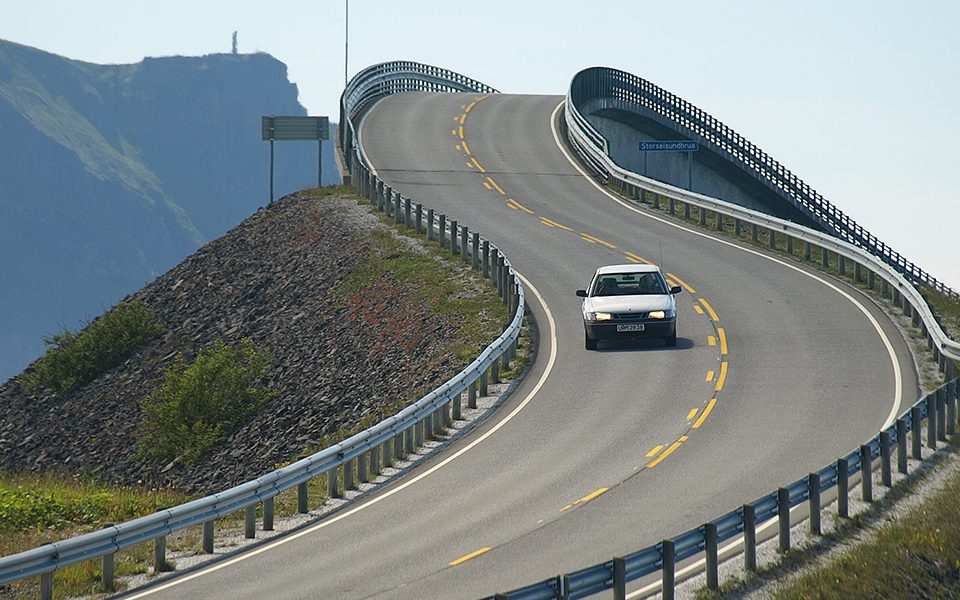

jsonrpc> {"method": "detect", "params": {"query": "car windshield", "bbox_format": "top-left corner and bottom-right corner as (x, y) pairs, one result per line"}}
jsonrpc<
(591, 272), (666, 296)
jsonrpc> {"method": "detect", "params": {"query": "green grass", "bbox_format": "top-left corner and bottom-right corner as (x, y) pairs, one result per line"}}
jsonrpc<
(22, 301), (163, 396)
(922, 285), (960, 342)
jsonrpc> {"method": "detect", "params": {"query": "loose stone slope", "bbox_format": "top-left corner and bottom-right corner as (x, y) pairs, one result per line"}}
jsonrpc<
(0, 190), (489, 493)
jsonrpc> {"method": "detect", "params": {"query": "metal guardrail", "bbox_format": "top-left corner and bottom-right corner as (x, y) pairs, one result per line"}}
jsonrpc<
(567, 66), (958, 302)
(0, 61), (521, 599)
(480, 67), (960, 599)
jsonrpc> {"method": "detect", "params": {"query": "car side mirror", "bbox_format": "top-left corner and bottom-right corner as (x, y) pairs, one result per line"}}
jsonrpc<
(670, 286), (682, 295)
(576, 289), (587, 297)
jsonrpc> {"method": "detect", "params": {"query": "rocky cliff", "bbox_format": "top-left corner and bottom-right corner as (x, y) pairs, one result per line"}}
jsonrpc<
(0, 40), (339, 380)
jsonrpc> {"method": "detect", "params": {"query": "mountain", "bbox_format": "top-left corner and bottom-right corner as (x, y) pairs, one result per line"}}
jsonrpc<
(0, 40), (339, 380)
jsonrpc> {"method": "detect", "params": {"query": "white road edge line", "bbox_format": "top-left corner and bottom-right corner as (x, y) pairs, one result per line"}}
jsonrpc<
(125, 262), (557, 593)
(547, 101), (905, 598)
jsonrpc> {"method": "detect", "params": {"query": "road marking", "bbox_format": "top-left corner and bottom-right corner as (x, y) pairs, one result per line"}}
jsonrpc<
(698, 298), (720, 322)
(694, 305), (704, 315)
(686, 408), (699, 421)
(451, 128), (457, 136)
(508, 199), (534, 214)
(462, 141), (471, 155)
(471, 157), (486, 173)
(666, 279), (677, 287)
(459, 114), (466, 125)
(466, 161), (474, 169)
(125, 273), (559, 598)
(715, 361), (728, 392)
(487, 177), (506, 195)
(455, 143), (462, 151)
(458, 125), (464, 139)
(705, 370), (714, 382)
(667, 273), (696, 294)
(692, 398), (717, 429)
(707, 335), (716, 346)
(539, 216), (574, 231)
(449, 547), (491, 566)
(580, 233), (617, 249)
(647, 436), (687, 468)
(624, 251), (651, 264)
(465, 100), (477, 114)
(717, 327), (728, 355)
(560, 487), (609, 512)
(483, 181), (492, 190)
(645, 444), (664, 458)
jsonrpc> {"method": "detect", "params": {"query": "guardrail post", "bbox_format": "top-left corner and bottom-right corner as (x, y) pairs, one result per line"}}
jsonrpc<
(786, 236), (794, 255)
(777, 487), (790, 551)
(704, 522), (718, 591)
(479, 369), (489, 396)
(661, 538), (676, 600)
(768, 228), (776, 249)
(837, 458), (849, 517)
(684, 202), (691, 220)
(653, 193), (660, 209)
(896, 418), (908, 474)
(839, 255), (846, 276)
(734, 217), (741, 236)
(468, 380), (478, 409)
(860, 445), (873, 503)
(327, 466), (340, 498)
(40, 572), (52, 600)
(263, 497), (275, 531)
(880, 431), (892, 487)
(743, 503), (756, 571)
(948, 383), (956, 436)
(927, 395), (937, 449)
(297, 482), (309, 514)
(155, 534), (168, 571)
(370, 445), (381, 477)
(821, 248), (829, 268)
(203, 519), (215, 551)
(491, 354), (500, 384)
(439, 214), (447, 246)
(461, 225), (469, 261)
(808, 472), (821, 534)
(937, 388), (947, 442)
(912, 405), (923, 459)
(358, 451), (368, 484)
(472, 233), (480, 270)
(427, 209), (434, 241)
(345, 457), (356, 490)
(482, 239), (490, 277)
(699, 207), (707, 226)
(102, 547), (115, 592)
(244, 506), (256, 539)
(868, 269), (876, 289)
(751, 223), (758, 242)
(449, 219), (458, 254)
(892, 287), (900, 305)
(433, 407), (443, 435)
(715, 211), (723, 231)
(404, 197), (411, 226)
(382, 185), (391, 215)
(415, 204), (423, 233)
(854, 262), (862, 283)
(382, 438), (393, 468)
(394, 193), (402, 224)
(423, 413), (433, 440)
(804, 241), (812, 261)
(669, 197), (676, 215)
(402, 428), (412, 457)
(613, 556), (626, 600)
(882, 278), (889, 297)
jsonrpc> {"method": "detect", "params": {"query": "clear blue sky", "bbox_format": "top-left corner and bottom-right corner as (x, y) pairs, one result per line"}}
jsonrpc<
(3, 1), (957, 288)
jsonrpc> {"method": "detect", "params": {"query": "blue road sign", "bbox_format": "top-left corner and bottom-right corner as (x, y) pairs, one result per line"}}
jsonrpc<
(639, 140), (699, 152)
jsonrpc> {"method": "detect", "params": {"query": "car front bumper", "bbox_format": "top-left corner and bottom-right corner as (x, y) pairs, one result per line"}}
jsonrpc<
(584, 319), (676, 340)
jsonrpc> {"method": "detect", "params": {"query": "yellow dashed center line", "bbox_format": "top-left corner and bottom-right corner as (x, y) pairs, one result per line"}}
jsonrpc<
(686, 408), (699, 421)
(449, 547), (492, 566)
(483, 181), (492, 190)
(466, 161), (474, 169)
(705, 370), (715, 382)
(667, 273), (696, 294)
(717, 327), (728, 355)
(560, 487), (609, 512)
(645, 444), (665, 458)
(694, 305), (704, 315)
(486, 177), (506, 195)
(451, 128), (457, 136)
(471, 157), (485, 173)
(698, 298), (720, 322)
(647, 436), (688, 468)
(715, 361), (728, 391)
(459, 114), (466, 125)
(539, 216), (574, 231)
(580, 233), (617, 249)
(692, 398), (717, 429)
(462, 141), (471, 155)
(707, 335), (716, 346)
(624, 251), (651, 264)
(465, 101), (477, 113)
(458, 126), (464, 139)
(507, 199), (534, 214)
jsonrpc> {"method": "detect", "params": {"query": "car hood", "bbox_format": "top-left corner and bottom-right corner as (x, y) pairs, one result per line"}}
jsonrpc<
(583, 295), (674, 314)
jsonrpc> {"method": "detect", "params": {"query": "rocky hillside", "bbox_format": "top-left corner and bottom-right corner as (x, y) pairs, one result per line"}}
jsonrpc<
(0, 39), (339, 381)
(0, 190), (496, 493)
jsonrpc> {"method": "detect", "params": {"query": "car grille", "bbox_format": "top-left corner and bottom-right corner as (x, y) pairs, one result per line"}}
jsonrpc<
(613, 312), (647, 321)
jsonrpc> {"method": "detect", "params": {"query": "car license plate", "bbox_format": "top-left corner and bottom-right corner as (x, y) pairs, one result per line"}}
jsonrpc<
(616, 323), (644, 332)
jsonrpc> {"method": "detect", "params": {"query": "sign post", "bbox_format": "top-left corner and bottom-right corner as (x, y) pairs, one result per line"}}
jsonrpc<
(261, 116), (330, 203)
(638, 140), (699, 191)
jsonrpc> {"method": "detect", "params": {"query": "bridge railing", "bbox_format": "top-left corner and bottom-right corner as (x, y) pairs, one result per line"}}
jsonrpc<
(0, 61), (523, 600)
(567, 66), (957, 302)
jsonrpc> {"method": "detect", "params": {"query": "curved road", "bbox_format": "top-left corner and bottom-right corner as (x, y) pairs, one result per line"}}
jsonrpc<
(134, 92), (918, 599)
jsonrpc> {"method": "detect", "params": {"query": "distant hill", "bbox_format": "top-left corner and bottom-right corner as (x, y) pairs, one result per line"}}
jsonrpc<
(0, 40), (339, 380)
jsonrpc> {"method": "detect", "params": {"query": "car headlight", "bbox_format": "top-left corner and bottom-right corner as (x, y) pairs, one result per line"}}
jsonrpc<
(586, 312), (613, 321)
(648, 309), (675, 319)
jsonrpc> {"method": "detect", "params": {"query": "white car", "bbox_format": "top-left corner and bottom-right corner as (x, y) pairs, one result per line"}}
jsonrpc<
(576, 264), (681, 350)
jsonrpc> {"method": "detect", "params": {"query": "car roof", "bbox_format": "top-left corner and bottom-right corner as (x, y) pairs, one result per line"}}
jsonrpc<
(595, 263), (662, 275)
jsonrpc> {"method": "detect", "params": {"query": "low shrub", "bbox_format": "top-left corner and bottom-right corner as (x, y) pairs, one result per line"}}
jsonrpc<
(138, 339), (274, 466)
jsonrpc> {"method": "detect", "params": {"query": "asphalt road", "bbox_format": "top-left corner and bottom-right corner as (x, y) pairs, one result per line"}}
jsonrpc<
(133, 92), (918, 599)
